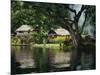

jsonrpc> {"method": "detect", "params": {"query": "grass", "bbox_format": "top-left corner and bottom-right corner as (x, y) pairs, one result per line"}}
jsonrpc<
(11, 35), (73, 50)
(53, 36), (66, 42)
(33, 43), (60, 49)
(33, 43), (73, 51)
(48, 36), (72, 46)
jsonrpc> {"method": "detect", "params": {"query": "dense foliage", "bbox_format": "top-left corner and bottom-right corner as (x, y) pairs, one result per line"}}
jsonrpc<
(11, 1), (70, 33)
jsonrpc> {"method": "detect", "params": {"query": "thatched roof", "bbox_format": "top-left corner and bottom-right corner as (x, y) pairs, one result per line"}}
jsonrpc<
(55, 28), (70, 35)
(16, 25), (33, 32)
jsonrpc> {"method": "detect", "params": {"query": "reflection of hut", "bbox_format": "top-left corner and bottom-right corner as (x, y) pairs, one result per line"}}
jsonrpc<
(16, 25), (33, 36)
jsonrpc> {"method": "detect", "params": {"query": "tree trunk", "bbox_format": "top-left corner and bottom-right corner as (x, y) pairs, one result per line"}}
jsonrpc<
(68, 27), (83, 70)
(62, 20), (84, 70)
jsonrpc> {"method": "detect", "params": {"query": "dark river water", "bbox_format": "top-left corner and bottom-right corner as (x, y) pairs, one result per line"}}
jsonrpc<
(11, 45), (95, 74)
(11, 46), (72, 74)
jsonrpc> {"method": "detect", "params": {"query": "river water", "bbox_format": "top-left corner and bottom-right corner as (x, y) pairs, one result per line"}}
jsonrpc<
(11, 45), (95, 74)
(11, 46), (71, 74)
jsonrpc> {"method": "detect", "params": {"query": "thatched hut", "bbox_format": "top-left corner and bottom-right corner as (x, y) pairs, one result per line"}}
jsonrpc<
(48, 27), (71, 43)
(16, 25), (33, 36)
(48, 27), (70, 37)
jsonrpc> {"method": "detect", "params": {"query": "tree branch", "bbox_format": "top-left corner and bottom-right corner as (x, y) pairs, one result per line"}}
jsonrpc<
(66, 6), (77, 16)
(74, 5), (87, 23)
(73, 5), (87, 33)
(80, 12), (87, 34)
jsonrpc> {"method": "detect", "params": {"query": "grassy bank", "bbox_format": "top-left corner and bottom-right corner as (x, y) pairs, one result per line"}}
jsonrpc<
(33, 43), (60, 49)
(33, 43), (73, 50)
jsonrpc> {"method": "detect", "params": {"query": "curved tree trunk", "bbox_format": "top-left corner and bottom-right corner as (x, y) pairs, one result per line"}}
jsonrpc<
(66, 25), (83, 70)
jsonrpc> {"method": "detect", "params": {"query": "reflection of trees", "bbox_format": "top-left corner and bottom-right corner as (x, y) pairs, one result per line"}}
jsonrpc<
(32, 48), (60, 72)
(11, 50), (21, 74)
(32, 48), (48, 72)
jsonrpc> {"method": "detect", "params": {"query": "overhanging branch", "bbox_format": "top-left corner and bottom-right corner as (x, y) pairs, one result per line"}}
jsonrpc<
(65, 6), (77, 16)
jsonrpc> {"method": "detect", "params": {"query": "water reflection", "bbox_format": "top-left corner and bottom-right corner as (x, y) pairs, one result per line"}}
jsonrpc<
(11, 46), (71, 73)
(33, 48), (49, 72)
(11, 45), (95, 74)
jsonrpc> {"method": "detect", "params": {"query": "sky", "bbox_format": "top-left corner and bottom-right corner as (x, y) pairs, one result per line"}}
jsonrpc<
(69, 4), (95, 36)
